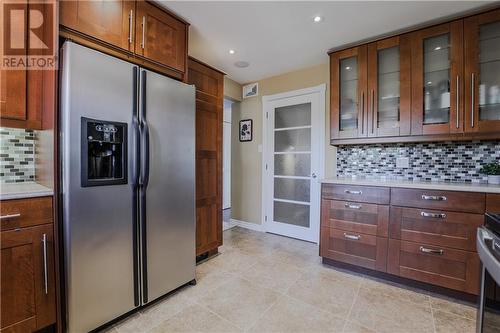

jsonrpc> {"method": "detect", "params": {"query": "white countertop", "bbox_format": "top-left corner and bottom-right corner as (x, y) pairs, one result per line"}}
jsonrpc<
(0, 182), (54, 200)
(321, 177), (500, 194)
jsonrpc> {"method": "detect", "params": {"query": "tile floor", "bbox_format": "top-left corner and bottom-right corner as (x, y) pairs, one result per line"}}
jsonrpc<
(107, 227), (476, 333)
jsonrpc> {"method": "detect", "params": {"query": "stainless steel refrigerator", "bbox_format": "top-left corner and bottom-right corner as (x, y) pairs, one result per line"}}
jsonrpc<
(60, 41), (196, 333)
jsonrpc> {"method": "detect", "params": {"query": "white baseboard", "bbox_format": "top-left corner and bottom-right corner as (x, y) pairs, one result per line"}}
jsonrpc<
(229, 218), (265, 232)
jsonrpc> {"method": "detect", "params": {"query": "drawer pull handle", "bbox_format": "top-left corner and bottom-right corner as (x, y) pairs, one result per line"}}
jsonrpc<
(419, 246), (443, 255)
(0, 213), (21, 220)
(345, 203), (361, 209)
(42, 233), (48, 294)
(421, 212), (446, 219)
(343, 233), (361, 241)
(421, 195), (447, 201)
(345, 190), (362, 195)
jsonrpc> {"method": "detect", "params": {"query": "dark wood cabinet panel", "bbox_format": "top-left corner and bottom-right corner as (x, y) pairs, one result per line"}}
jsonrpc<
(391, 188), (485, 213)
(1, 197), (53, 231)
(410, 21), (464, 136)
(487, 194), (500, 213)
(389, 206), (483, 251)
(60, 0), (135, 52)
(0, 70), (27, 121)
(387, 239), (480, 295)
(464, 8), (500, 134)
(320, 227), (388, 272)
(321, 199), (389, 237)
(367, 35), (411, 137)
(188, 57), (224, 256)
(135, 1), (186, 73)
(322, 183), (390, 204)
(1, 223), (56, 331)
(330, 46), (368, 139)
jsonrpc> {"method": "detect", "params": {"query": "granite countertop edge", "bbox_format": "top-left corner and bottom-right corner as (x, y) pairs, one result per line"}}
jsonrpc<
(321, 178), (500, 194)
(0, 182), (54, 200)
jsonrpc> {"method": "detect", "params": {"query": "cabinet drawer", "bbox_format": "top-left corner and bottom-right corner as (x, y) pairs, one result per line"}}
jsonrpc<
(320, 227), (387, 272)
(487, 194), (500, 213)
(387, 239), (480, 294)
(321, 199), (389, 237)
(1, 197), (53, 231)
(391, 188), (485, 213)
(322, 184), (390, 204)
(389, 207), (483, 251)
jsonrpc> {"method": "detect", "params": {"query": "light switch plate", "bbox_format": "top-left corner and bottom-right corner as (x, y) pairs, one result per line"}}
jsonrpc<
(396, 157), (409, 168)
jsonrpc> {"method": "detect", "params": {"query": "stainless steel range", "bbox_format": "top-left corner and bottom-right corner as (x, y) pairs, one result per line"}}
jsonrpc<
(477, 213), (500, 333)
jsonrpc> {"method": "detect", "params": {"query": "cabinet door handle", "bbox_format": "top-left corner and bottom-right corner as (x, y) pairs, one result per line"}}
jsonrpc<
(344, 233), (361, 241)
(419, 246), (443, 255)
(456, 75), (459, 129)
(471, 73), (475, 128)
(345, 203), (361, 210)
(371, 89), (375, 134)
(421, 211), (446, 219)
(0, 213), (21, 220)
(345, 189), (362, 195)
(42, 233), (48, 295)
(361, 91), (365, 134)
(141, 16), (146, 49)
(421, 194), (446, 201)
(128, 10), (133, 44)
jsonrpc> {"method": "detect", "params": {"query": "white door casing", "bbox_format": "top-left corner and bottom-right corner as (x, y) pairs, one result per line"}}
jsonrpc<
(262, 84), (326, 243)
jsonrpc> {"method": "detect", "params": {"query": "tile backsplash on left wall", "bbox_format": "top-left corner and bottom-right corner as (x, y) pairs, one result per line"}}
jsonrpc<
(0, 127), (36, 183)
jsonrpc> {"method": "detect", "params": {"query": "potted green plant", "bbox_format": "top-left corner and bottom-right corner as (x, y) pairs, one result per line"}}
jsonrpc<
(480, 162), (500, 185)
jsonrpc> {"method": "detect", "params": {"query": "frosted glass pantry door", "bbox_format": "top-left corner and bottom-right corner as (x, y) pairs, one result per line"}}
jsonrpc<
(263, 89), (323, 243)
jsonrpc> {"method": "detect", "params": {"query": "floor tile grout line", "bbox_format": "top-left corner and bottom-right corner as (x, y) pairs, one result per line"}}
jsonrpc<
(243, 294), (282, 333)
(430, 298), (438, 333)
(341, 281), (361, 333)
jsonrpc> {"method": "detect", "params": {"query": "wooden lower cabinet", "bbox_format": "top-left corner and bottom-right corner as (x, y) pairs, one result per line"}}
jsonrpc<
(387, 239), (480, 295)
(188, 57), (224, 256)
(321, 183), (488, 295)
(320, 227), (388, 272)
(1, 223), (56, 332)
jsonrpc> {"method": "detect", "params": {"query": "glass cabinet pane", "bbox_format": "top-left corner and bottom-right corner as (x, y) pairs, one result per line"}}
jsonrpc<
(423, 34), (450, 125)
(479, 20), (500, 121)
(378, 46), (400, 129)
(340, 56), (358, 131)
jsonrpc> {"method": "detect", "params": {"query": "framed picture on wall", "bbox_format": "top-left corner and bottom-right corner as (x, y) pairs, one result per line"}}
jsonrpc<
(239, 119), (253, 142)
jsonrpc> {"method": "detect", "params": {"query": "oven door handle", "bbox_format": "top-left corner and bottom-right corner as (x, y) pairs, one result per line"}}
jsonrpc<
(477, 228), (500, 285)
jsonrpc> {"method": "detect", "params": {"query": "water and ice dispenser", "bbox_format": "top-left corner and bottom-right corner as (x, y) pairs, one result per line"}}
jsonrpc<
(81, 117), (127, 187)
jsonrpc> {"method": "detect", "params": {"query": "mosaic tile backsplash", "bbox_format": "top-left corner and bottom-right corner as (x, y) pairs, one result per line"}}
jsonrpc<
(337, 141), (500, 183)
(0, 127), (36, 183)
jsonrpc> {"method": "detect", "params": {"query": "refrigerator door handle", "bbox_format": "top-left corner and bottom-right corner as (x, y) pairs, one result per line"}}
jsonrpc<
(139, 70), (150, 188)
(131, 67), (140, 307)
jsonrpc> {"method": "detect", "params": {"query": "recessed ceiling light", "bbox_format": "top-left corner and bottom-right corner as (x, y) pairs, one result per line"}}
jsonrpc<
(229, 49), (235, 55)
(313, 16), (322, 23)
(234, 61), (250, 68)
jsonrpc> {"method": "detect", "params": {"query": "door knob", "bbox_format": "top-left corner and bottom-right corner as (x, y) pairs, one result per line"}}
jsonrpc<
(311, 173), (317, 178)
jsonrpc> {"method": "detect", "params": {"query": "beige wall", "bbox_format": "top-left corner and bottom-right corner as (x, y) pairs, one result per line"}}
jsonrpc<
(224, 77), (243, 102)
(230, 63), (336, 225)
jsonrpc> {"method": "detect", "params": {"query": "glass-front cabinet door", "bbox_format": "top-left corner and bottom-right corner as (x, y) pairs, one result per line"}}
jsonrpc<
(411, 21), (463, 135)
(331, 46), (367, 139)
(367, 36), (411, 137)
(464, 9), (500, 134)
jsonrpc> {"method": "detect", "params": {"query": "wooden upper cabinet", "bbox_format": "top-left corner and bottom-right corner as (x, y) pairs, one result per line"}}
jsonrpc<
(367, 36), (411, 137)
(410, 21), (464, 135)
(135, 1), (187, 73)
(1, 70), (27, 122)
(464, 8), (500, 134)
(60, 0), (135, 52)
(331, 46), (368, 139)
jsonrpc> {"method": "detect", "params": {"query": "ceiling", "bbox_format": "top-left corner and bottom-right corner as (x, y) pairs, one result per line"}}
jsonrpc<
(161, 1), (493, 84)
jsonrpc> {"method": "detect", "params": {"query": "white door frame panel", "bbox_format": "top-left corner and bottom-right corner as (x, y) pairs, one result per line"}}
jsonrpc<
(261, 84), (326, 243)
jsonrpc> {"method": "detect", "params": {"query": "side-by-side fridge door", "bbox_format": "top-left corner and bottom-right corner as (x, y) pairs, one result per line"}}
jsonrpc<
(138, 69), (196, 304)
